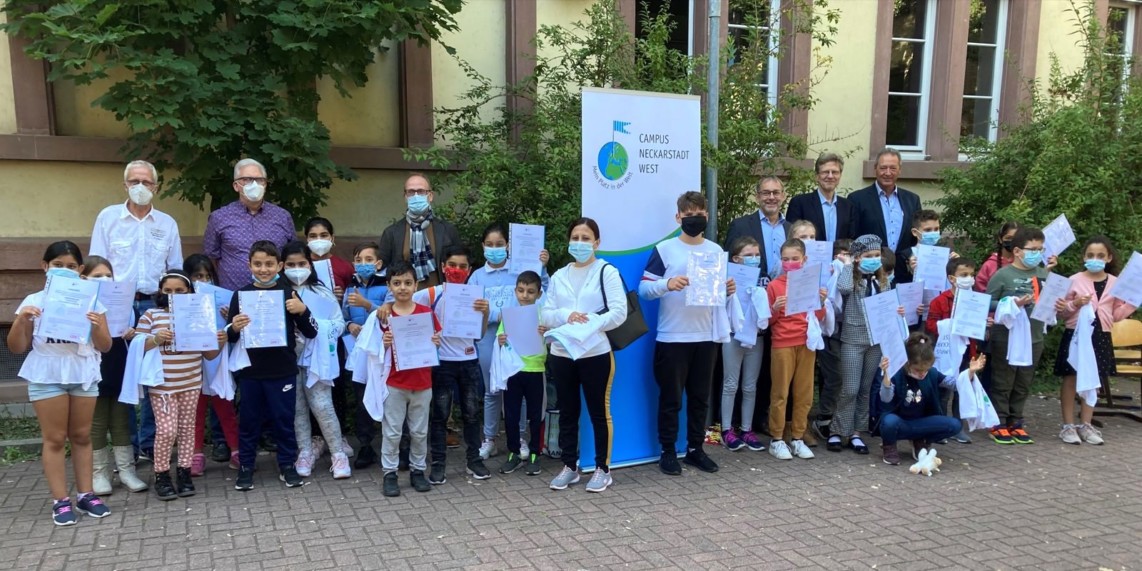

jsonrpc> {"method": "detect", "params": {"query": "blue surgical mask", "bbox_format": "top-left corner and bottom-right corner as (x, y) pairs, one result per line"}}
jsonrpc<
(568, 241), (594, 264)
(1085, 259), (1107, 273)
(484, 246), (508, 266)
(741, 256), (762, 268)
(354, 263), (376, 280)
(919, 231), (941, 246)
(858, 257), (882, 274)
(1021, 250), (1043, 267)
(252, 273), (278, 286)
(46, 267), (80, 280)
(407, 194), (430, 214)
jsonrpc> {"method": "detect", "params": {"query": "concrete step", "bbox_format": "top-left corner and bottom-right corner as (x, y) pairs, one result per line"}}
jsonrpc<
(0, 380), (28, 405)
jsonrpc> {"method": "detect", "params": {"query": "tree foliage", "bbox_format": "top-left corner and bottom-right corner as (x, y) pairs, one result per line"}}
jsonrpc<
(407, 0), (840, 262)
(1, 0), (463, 223)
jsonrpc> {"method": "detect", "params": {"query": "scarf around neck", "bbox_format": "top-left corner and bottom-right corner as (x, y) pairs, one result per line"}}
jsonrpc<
(406, 208), (436, 281)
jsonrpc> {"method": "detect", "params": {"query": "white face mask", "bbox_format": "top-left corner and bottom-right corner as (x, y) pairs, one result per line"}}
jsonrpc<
(242, 181), (265, 202)
(284, 268), (311, 286)
(128, 183), (153, 206)
(955, 276), (974, 290)
(308, 239), (333, 256)
(87, 275), (113, 282)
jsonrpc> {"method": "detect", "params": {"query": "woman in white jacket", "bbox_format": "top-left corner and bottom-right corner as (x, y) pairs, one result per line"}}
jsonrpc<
(541, 217), (628, 493)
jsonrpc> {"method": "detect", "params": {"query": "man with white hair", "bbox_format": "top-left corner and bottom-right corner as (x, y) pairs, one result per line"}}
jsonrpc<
(203, 158), (297, 290)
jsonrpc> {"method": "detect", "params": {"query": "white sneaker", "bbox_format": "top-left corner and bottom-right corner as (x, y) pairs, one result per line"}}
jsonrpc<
(790, 439), (815, 459)
(519, 439), (530, 459)
(295, 447), (314, 477)
(768, 440), (793, 460)
(478, 439), (497, 460)
(1076, 423), (1104, 445)
(330, 452), (351, 479)
(1059, 424), (1081, 445)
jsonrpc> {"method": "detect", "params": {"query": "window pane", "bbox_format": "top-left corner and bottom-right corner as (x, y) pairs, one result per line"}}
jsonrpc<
(636, 0), (691, 54)
(887, 94), (922, 147)
(889, 40), (926, 94)
(1108, 7), (1130, 46)
(893, 0), (930, 40)
(960, 97), (993, 139)
(967, 0), (1000, 44)
(729, 0), (771, 27)
(728, 26), (772, 81)
(964, 45), (996, 96)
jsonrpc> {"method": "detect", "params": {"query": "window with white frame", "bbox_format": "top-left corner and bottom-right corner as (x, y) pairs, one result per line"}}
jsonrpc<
(961, 0), (1008, 144)
(886, 0), (937, 153)
(727, 0), (782, 109)
(1107, 4), (1137, 83)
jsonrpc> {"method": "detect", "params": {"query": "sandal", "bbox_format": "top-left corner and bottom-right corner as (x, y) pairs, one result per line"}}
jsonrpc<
(849, 435), (869, 455)
(826, 435), (843, 452)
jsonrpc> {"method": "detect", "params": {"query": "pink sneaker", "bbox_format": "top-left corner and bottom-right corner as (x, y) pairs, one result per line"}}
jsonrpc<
(228, 451), (240, 470)
(331, 452), (351, 479)
(190, 453), (206, 477)
(295, 448), (315, 477)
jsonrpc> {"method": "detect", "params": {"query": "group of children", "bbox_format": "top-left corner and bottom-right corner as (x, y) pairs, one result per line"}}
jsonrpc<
(8, 195), (1136, 526)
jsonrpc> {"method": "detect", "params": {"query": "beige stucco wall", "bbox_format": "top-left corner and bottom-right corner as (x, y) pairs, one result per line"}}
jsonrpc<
(319, 44), (401, 148)
(1036, 0), (1089, 91)
(432, 0), (507, 137)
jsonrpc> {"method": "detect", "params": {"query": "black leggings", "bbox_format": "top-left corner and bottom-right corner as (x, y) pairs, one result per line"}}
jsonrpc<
(503, 371), (544, 455)
(550, 353), (614, 472)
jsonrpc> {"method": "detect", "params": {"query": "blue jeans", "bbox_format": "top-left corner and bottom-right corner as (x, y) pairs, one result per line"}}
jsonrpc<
(879, 413), (961, 446)
(237, 376), (298, 470)
(430, 360), (484, 467)
(132, 298), (157, 452)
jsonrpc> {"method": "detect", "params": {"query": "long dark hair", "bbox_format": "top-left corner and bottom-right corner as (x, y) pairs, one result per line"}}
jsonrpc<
(280, 241), (323, 288)
(994, 220), (1021, 269)
(183, 254), (219, 284)
(43, 240), (83, 265)
(1082, 235), (1121, 275)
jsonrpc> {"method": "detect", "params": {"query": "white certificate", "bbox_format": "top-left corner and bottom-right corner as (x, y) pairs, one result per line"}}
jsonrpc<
(509, 223), (545, 275)
(299, 289), (340, 321)
(1042, 213), (1076, 260)
(1031, 272), (1072, 323)
(784, 263), (823, 316)
(98, 280), (136, 337)
(802, 240), (833, 287)
(390, 312), (440, 371)
(502, 305), (544, 357)
(896, 282), (925, 326)
(442, 283), (485, 339)
(239, 289), (288, 349)
(914, 244), (951, 291)
(38, 275), (100, 343)
(1108, 251), (1142, 307)
(313, 259), (337, 291)
(864, 290), (907, 345)
(193, 282), (234, 329)
(484, 285), (517, 323)
(950, 289), (991, 341)
(685, 251), (727, 307)
(921, 288), (942, 322)
(171, 293), (219, 352)
(727, 262), (761, 305)
(880, 329), (908, 378)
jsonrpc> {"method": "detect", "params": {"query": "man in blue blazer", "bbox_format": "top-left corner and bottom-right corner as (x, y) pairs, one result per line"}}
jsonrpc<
(847, 148), (922, 283)
(785, 152), (855, 242)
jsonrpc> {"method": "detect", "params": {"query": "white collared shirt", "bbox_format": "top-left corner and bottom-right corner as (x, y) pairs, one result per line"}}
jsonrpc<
(90, 201), (183, 295)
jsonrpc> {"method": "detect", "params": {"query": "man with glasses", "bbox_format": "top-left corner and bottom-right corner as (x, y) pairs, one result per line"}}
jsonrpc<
(786, 152), (855, 243)
(203, 158), (296, 290)
(378, 173), (461, 289)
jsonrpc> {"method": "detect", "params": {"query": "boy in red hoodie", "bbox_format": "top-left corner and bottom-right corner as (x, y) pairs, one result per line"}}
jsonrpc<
(766, 238), (828, 460)
(925, 257), (988, 443)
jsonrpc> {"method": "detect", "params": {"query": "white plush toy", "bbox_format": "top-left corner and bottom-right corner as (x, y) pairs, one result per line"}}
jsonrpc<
(909, 447), (942, 477)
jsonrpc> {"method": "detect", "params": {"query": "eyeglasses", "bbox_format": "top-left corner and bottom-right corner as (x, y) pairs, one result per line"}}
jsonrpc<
(234, 177), (268, 185)
(758, 190), (784, 198)
(404, 188), (431, 197)
(817, 170), (841, 177)
(127, 179), (157, 189)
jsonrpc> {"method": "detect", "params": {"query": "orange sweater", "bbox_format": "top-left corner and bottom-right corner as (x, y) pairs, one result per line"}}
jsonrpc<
(766, 275), (827, 349)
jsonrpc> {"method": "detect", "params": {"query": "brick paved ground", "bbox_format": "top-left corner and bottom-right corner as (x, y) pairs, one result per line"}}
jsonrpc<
(1, 385), (1140, 571)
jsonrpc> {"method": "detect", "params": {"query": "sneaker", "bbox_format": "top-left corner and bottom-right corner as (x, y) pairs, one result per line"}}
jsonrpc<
(138, 447), (153, 465)
(683, 448), (719, 473)
(520, 439), (530, 459)
(235, 466), (255, 491)
(741, 431), (766, 451)
(790, 439), (815, 459)
(190, 453), (206, 477)
(211, 443), (231, 463)
(428, 464), (447, 485)
(295, 448), (315, 478)
(52, 499), (77, 526)
(75, 492), (110, 518)
(525, 453), (542, 476)
(989, 426), (1014, 445)
(722, 429), (745, 451)
(279, 466), (303, 488)
(354, 445), (377, 469)
(410, 469), (432, 492)
(311, 436), (327, 458)
(331, 452), (352, 479)
(953, 430), (972, 444)
(382, 471), (400, 497)
(1076, 423), (1104, 445)
(341, 437), (354, 457)
(229, 451), (240, 470)
(478, 439), (497, 461)
(466, 460), (492, 480)
(549, 466), (581, 490)
(154, 471), (177, 501)
(1009, 423), (1034, 444)
(176, 467), (196, 497)
(499, 453), (523, 474)
(659, 451), (682, 475)
(1059, 424), (1082, 445)
(585, 469), (613, 493)
(811, 418), (832, 440)
(768, 440), (793, 460)
(882, 443), (901, 465)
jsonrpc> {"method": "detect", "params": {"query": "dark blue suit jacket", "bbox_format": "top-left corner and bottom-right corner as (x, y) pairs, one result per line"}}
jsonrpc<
(785, 189), (855, 242)
(848, 183), (922, 283)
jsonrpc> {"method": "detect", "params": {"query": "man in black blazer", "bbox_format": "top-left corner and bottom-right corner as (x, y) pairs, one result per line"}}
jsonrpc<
(847, 148), (922, 283)
(378, 173), (462, 290)
(786, 152), (854, 242)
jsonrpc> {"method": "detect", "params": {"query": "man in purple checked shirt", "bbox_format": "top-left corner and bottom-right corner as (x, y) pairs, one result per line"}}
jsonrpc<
(204, 158), (297, 291)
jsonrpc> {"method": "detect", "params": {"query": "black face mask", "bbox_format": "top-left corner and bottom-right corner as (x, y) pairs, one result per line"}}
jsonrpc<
(154, 293), (170, 309)
(1001, 240), (1014, 252)
(680, 215), (708, 238)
